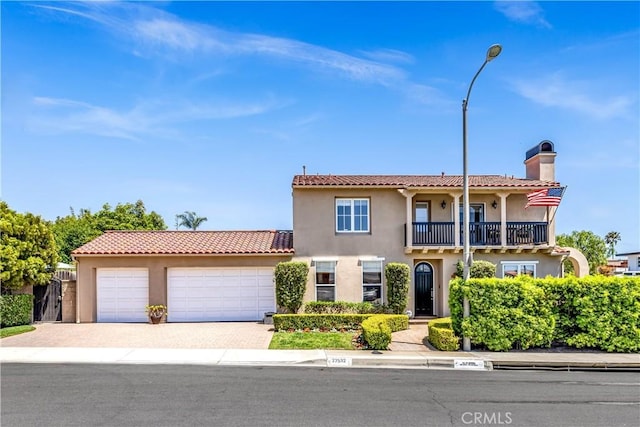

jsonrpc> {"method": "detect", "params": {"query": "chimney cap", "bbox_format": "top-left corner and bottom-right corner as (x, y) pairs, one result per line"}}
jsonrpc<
(525, 140), (555, 161)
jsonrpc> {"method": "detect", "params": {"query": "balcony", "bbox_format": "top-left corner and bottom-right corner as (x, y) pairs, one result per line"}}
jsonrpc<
(408, 221), (548, 246)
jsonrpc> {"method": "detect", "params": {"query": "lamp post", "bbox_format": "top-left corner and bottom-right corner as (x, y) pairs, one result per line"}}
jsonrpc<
(462, 44), (502, 351)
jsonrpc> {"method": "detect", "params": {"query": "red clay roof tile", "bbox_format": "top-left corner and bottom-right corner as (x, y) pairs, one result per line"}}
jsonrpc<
(72, 230), (294, 256)
(292, 174), (560, 188)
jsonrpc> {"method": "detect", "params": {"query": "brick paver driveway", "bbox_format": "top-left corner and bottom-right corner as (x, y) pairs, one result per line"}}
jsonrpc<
(1, 322), (275, 349)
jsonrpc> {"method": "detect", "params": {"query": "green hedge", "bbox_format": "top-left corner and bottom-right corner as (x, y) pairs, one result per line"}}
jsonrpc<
(273, 313), (409, 351)
(275, 261), (309, 313)
(362, 316), (392, 350)
(0, 294), (34, 327)
(449, 276), (640, 352)
(427, 317), (460, 351)
(540, 276), (640, 352)
(303, 301), (388, 314)
(362, 314), (409, 350)
(273, 314), (371, 331)
(386, 263), (410, 314)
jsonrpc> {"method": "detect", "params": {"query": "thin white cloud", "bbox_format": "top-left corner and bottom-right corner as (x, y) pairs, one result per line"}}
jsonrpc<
(510, 73), (634, 120)
(30, 96), (289, 140)
(31, 1), (444, 99)
(494, 1), (552, 29)
(358, 48), (415, 64)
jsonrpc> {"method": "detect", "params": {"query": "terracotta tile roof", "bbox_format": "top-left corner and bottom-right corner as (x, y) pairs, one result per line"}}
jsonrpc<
(72, 230), (294, 256)
(292, 174), (560, 188)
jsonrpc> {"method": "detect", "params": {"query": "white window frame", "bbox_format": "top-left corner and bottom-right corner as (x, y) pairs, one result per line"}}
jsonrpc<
(501, 261), (538, 278)
(336, 198), (370, 233)
(362, 260), (384, 304)
(315, 261), (336, 301)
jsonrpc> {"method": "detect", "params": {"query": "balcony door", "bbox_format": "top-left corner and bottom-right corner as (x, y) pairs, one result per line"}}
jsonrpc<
(414, 262), (434, 316)
(459, 203), (485, 245)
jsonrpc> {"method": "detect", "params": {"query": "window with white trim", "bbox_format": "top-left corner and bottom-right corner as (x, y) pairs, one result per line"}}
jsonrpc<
(336, 198), (369, 233)
(501, 261), (537, 278)
(362, 260), (383, 304)
(315, 261), (336, 301)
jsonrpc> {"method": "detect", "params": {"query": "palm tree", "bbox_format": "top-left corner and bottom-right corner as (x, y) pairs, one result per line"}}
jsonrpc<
(175, 211), (208, 230)
(604, 231), (621, 259)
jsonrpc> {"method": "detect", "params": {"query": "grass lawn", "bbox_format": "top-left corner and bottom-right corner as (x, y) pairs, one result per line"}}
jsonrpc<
(1, 325), (36, 338)
(269, 331), (356, 350)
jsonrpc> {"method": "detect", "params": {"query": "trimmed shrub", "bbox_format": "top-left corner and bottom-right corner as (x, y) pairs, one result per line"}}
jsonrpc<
(275, 261), (309, 313)
(449, 276), (640, 352)
(362, 315), (392, 350)
(560, 277), (640, 352)
(428, 317), (460, 351)
(273, 314), (370, 331)
(273, 313), (408, 334)
(303, 301), (388, 314)
(454, 260), (497, 278)
(361, 314), (409, 350)
(0, 294), (34, 327)
(449, 277), (555, 351)
(385, 263), (410, 314)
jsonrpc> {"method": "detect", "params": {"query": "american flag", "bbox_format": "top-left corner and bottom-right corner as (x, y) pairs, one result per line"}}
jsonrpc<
(525, 187), (565, 208)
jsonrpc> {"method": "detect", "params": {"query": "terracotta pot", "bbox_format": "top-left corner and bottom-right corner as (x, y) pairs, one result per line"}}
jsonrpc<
(150, 315), (162, 324)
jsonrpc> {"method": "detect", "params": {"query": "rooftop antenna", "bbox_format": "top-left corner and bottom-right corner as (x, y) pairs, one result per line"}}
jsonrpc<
(303, 165), (306, 176)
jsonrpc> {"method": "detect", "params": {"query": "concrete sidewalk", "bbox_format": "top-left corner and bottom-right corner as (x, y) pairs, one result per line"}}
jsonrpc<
(2, 346), (638, 371)
(1, 322), (638, 371)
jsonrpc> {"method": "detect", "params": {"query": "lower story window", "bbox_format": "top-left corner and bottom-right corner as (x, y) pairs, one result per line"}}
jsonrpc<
(315, 261), (336, 301)
(502, 261), (537, 278)
(362, 260), (383, 304)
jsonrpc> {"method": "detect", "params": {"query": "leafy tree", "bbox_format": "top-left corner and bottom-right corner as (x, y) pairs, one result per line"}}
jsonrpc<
(454, 260), (496, 278)
(52, 200), (167, 263)
(604, 231), (621, 259)
(0, 202), (59, 292)
(385, 263), (410, 314)
(274, 261), (309, 313)
(556, 230), (607, 275)
(175, 211), (208, 230)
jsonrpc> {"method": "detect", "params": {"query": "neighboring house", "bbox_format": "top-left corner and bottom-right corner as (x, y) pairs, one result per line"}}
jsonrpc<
(614, 251), (640, 276)
(72, 230), (293, 322)
(71, 140), (587, 323)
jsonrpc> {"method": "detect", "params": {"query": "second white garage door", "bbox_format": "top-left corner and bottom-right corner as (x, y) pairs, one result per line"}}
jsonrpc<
(167, 268), (276, 322)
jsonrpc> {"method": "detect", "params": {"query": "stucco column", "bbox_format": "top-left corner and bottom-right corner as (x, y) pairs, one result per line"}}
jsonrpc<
(548, 207), (556, 246)
(451, 193), (461, 247)
(398, 189), (414, 247)
(497, 192), (508, 246)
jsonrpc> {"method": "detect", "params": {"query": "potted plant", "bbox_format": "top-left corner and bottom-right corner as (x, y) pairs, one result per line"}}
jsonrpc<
(146, 304), (167, 324)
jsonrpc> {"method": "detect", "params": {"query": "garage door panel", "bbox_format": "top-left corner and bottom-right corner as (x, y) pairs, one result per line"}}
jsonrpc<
(167, 267), (275, 322)
(97, 269), (149, 323)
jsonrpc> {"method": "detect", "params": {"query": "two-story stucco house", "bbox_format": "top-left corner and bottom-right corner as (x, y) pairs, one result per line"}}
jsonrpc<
(70, 140), (586, 322)
(291, 140), (586, 317)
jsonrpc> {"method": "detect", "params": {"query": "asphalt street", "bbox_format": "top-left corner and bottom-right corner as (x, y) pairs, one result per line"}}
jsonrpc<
(2, 364), (639, 427)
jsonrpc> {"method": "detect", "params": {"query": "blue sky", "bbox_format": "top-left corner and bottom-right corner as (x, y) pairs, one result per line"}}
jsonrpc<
(2, 1), (639, 253)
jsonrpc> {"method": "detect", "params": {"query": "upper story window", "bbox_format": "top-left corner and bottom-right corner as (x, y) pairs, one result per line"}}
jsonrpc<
(336, 199), (369, 233)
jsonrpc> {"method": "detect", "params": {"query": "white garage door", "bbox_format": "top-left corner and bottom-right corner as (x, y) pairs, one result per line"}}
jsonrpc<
(97, 268), (149, 322)
(167, 268), (275, 322)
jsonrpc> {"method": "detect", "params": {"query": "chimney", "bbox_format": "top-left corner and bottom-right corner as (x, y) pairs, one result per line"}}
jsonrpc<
(524, 140), (556, 181)
(302, 165), (306, 176)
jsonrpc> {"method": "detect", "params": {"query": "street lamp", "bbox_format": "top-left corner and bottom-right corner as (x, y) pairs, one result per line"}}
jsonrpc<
(462, 44), (502, 351)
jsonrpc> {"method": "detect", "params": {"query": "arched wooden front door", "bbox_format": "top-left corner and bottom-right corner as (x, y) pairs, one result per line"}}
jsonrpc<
(415, 262), (434, 316)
